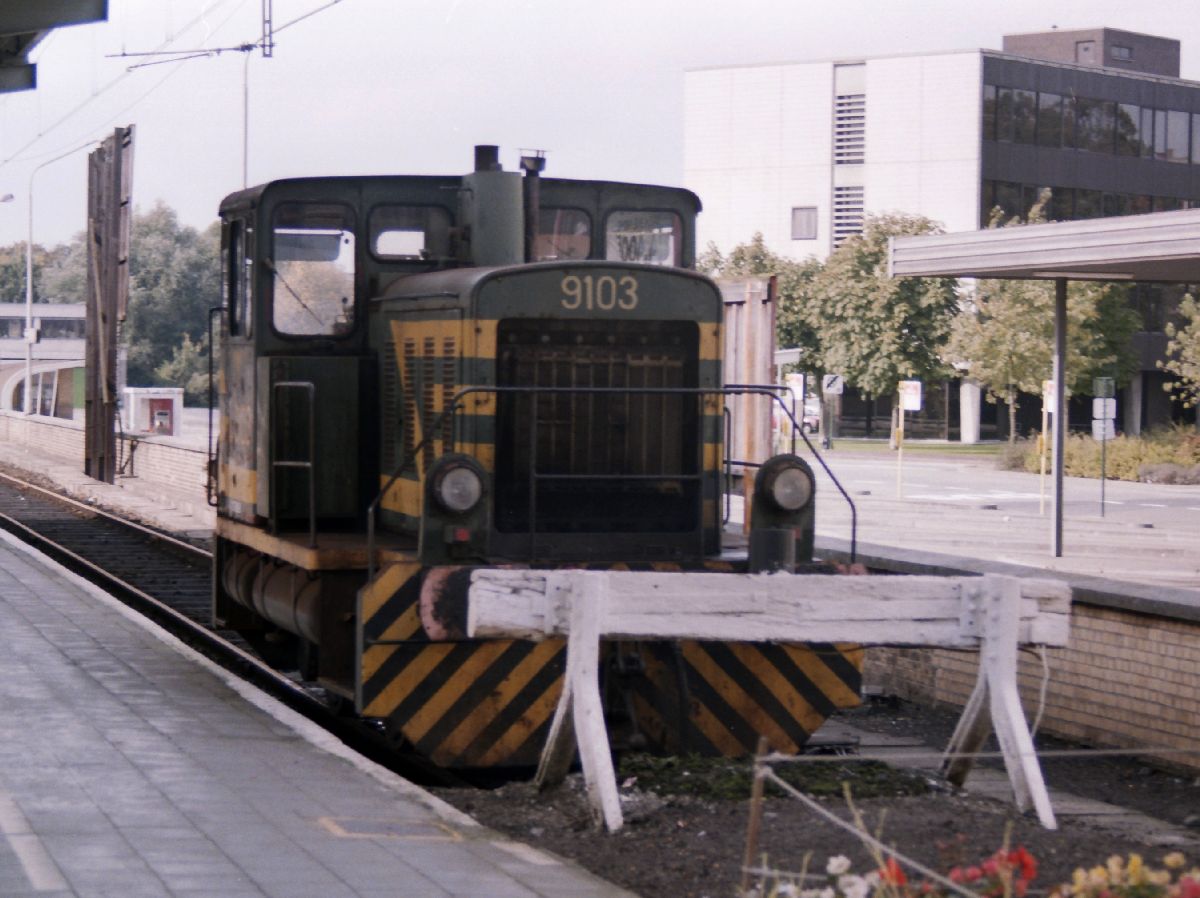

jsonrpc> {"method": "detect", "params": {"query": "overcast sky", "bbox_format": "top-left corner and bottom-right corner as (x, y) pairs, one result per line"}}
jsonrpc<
(2, 0), (1200, 249)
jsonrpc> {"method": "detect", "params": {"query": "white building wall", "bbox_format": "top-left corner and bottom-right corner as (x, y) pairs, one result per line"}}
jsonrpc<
(863, 52), (983, 233)
(684, 51), (985, 262)
(684, 63), (833, 261)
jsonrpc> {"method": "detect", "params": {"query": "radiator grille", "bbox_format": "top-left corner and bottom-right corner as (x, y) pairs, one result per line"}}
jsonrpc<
(494, 319), (700, 534)
(401, 334), (457, 476)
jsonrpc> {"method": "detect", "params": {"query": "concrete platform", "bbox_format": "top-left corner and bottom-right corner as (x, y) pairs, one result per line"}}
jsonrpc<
(0, 530), (634, 898)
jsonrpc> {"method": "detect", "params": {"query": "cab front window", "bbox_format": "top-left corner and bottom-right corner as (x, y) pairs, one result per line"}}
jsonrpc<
(270, 203), (356, 336)
(604, 210), (682, 267)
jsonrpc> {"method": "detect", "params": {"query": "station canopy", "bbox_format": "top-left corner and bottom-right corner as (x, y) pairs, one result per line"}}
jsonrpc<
(0, 0), (108, 94)
(890, 207), (1200, 284)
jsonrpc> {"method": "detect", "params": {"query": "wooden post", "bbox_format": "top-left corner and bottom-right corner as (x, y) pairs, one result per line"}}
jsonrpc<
(942, 575), (1056, 829)
(739, 736), (771, 896)
(84, 126), (133, 484)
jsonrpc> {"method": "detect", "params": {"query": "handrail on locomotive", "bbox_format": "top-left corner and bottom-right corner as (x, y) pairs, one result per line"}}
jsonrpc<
(365, 384), (857, 582)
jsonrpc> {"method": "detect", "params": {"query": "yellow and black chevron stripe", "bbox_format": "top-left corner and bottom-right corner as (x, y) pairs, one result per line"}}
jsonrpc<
(357, 561), (567, 768)
(358, 561), (863, 767)
(628, 641), (863, 756)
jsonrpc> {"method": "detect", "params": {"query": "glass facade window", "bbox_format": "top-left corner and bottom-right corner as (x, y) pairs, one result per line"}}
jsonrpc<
(980, 180), (1195, 224)
(1111, 45), (1133, 62)
(1074, 98), (1114, 153)
(995, 87), (1014, 142)
(994, 181), (1022, 220)
(1046, 188), (1074, 222)
(1102, 193), (1130, 217)
(1194, 114), (1200, 164)
(1163, 110), (1190, 163)
(1036, 93), (1063, 147)
(1012, 89), (1037, 144)
(1114, 104), (1140, 156)
(1075, 189), (1103, 219)
(1139, 107), (1155, 157)
(982, 85), (996, 140)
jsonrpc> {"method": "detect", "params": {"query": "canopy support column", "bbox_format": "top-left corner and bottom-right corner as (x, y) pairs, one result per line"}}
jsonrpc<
(1052, 278), (1066, 558)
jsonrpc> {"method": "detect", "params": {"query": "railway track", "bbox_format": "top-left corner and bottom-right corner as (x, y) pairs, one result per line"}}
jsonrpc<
(0, 469), (459, 786)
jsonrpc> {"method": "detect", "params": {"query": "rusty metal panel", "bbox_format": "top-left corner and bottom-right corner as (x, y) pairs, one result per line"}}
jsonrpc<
(720, 277), (775, 475)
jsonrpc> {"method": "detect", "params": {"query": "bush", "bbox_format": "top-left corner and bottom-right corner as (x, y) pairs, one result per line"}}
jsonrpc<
(996, 437), (1035, 471)
(1001, 426), (1200, 482)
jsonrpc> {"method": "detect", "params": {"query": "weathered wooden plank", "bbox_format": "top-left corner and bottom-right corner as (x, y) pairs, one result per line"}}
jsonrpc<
(468, 570), (1071, 647)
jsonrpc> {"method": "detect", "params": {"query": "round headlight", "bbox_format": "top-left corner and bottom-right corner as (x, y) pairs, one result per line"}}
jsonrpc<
(769, 466), (813, 511)
(436, 465), (483, 513)
(757, 457), (814, 513)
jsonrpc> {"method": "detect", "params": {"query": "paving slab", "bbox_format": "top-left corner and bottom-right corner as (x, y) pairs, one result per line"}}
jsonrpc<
(0, 530), (635, 898)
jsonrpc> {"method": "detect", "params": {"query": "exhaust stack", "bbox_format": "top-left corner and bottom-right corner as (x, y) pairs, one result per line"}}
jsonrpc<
(460, 145), (523, 266)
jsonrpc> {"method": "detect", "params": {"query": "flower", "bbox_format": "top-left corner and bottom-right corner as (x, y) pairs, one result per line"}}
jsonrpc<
(1164, 854), (1187, 871)
(879, 858), (908, 887)
(827, 856), (852, 877)
(837, 874), (870, 898)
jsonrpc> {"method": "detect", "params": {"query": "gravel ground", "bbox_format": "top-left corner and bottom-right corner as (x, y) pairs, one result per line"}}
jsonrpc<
(433, 698), (1200, 898)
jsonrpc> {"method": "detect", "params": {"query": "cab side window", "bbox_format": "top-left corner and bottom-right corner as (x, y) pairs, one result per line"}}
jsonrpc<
(225, 219), (254, 337)
(369, 205), (451, 260)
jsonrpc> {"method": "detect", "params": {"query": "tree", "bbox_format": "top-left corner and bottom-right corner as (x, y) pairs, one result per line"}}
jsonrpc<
(804, 214), (959, 438)
(0, 241), (76, 304)
(155, 334), (214, 405)
(948, 197), (1141, 440)
(123, 204), (221, 386)
(1162, 293), (1200, 410)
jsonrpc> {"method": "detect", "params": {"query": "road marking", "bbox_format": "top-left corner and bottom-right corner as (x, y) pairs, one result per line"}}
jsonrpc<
(0, 794), (68, 892)
(1188, 507), (1200, 512)
(1103, 500), (1125, 505)
(1139, 503), (1167, 508)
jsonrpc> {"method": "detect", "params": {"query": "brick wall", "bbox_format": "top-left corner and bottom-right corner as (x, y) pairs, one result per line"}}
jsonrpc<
(0, 413), (84, 457)
(119, 435), (208, 493)
(0, 412), (206, 499)
(865, 602), (1200, 771)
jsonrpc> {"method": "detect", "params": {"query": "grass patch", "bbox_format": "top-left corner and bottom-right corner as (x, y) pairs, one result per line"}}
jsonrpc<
(616, 752), (930, 801)
(822, 439), (1003, 458)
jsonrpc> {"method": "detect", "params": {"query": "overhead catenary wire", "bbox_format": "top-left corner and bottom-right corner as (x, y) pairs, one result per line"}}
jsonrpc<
(0, 0), (245, 170)
(107, 0), (346, 66)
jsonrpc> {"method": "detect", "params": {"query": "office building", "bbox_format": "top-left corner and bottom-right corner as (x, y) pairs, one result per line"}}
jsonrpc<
(685, 28), (1199, 436)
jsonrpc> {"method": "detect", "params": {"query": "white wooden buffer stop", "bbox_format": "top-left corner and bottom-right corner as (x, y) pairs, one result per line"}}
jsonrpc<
(467, 570), (1071, 833)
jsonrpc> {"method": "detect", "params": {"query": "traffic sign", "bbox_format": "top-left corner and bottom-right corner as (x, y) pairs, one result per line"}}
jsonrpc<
(1092, 398), (1116, 420)
(1093, 376), (1115, 398)
(1092, 419), (1115, 440)
(822, 374), (844, 395)
(899, 380), (922, 412)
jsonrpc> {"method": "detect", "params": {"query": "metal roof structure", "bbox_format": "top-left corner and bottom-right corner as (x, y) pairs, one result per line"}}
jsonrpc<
(888, 207), (1200, 560)
(0, 0), (108, 94)
(890, 208), (1200, 284)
